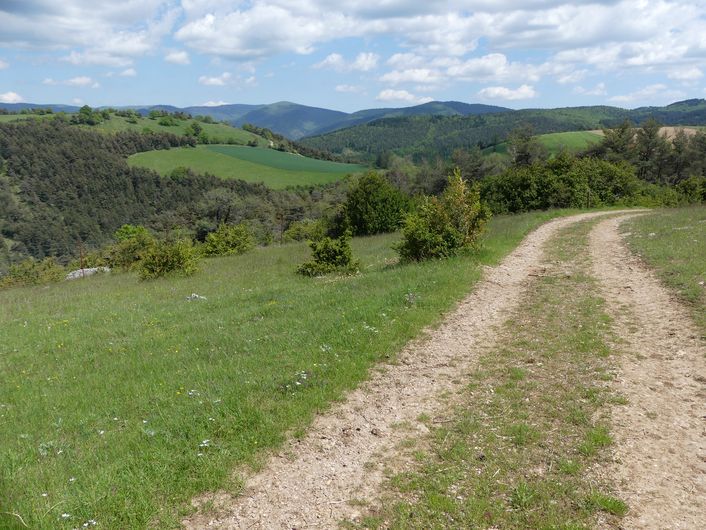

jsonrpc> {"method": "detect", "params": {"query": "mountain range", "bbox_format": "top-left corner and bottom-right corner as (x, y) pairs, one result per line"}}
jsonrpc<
(3, 99), (706, 150)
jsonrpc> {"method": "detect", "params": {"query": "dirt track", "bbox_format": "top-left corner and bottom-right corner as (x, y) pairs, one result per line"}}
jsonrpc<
(184, 212), (705, 529)
(590, 216), (706, 529)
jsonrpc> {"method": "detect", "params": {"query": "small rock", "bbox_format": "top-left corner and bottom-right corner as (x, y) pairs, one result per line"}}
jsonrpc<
(65, 267), (110, 281)
(370, 428), (381, 437)
(186, 293), (207, 301)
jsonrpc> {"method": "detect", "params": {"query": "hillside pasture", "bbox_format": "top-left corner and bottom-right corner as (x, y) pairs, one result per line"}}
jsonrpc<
(128, 145), (367, 188)
(484, 130), (603, 157)
(0, 210), (576, 529)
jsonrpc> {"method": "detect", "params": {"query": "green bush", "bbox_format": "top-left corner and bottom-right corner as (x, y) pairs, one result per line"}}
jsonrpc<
(297, 232), (359, 276)
(202, 223), (255, 256)
(106, 225), (156, 271)
(283, 219), (326, 242)
(0, 257), (65, 289)
(397, 169), (491, 261)
(138, 239), (200, 280)
(344, 171), (408, 235)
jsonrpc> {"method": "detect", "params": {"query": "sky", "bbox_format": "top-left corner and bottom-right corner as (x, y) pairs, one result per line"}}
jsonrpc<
(1, 1), (706, 112)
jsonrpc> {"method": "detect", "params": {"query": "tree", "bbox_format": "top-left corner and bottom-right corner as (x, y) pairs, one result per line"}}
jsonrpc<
(506, 123), (547, 166)
(635, 118), (670, 183)
(344, 172), (408, 236)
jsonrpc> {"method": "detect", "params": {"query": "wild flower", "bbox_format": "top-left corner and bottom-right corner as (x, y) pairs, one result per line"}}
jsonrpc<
(199, 439), (210, 448)
(60, 513), (71, 519)
(68, 477), (76, 483)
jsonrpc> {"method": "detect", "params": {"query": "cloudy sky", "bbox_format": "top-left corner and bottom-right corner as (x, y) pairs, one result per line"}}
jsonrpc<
(1, 1), (706, 111)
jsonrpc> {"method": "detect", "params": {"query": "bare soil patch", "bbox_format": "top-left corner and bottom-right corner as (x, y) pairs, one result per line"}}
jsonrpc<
(182, 212), (618, 529)
(590, 215), (706, 529)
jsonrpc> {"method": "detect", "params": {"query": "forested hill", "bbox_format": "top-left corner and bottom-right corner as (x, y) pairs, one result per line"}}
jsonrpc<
(0, 120), (273, 268)
(299, 99), (706, 161)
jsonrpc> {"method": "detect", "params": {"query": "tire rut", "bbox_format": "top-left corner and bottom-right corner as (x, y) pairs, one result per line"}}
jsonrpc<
(589, 215), (706, 530)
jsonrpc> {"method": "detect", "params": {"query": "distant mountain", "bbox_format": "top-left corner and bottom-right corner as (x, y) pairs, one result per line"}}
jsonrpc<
(230, 101), (349, 139)
(300, 100), (706, 161)
(309, 101), (511, 136)
(0, 103), (80, 113)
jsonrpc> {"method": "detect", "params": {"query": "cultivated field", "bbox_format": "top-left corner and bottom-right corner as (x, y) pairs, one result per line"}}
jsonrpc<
(128, 145), (367, 188)
(0, 211), (570, 529)
(485, 130), (603, 156)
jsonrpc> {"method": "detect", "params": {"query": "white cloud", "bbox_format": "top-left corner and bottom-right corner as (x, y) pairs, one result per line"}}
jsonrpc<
(609, 84), (686, 104)
(335, 84), (364, 93)
(120, 68), (137, 77)
(198, 72), (232, 86)
(573, 82), (607, 96)
(72, 98), (84, 105)
(668, 67), (703, 81)
(44, 76), (99, 88)
(200, 100), (229, 106)
(376, 89), (433, 104)
(314, 52), (379, 72)
(380, 68), (444, 86)
(478, 84), (537, 100)
(0, 59), (8, 69)
(0, 91), (23, 104)
(165, 50), (191, 65)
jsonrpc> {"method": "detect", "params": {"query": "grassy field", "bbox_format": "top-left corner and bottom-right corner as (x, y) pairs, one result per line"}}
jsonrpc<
(484, 130), (603, 157)
(0, 210), (578, 529)
(0, 114), (45, 123)
(128, 145), (367, 188)
(357, 218), (627, 529)
(623, 206), (706, 333)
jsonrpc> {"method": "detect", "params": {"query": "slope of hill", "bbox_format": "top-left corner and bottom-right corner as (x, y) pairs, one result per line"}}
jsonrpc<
(128, 145), (366, 188)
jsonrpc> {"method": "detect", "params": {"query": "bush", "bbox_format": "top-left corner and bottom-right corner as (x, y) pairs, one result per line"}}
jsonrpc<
(106, 225), (156, 271)
(297, 232), (359, 276)
(138, 239), (200, 280)
(397, 169), (491, 261)
(344, 171), (408, 235)
(283, 219), (326, 242)
(0, 257), (65, 289)
(202, 223), (255, 256)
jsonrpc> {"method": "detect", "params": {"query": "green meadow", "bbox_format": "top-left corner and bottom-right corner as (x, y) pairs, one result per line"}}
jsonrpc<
(128, 145), (367, 188)
(0, 210), (573, 529)
(484, 130), (603, 157)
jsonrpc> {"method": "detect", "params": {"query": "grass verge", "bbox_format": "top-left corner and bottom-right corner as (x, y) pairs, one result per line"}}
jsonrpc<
(622, 206), (706, 334)
(1, 210), (577, 529)
(354, 218), (628, 529)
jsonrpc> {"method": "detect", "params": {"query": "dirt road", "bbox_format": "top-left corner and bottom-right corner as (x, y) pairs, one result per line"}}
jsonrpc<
(184, 212), (705, 529)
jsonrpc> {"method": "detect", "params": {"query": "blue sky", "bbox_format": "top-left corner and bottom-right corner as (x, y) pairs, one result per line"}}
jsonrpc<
(2, 1), (706, 112)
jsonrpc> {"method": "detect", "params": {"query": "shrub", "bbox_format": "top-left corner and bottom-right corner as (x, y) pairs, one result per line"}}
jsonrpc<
(0, 257), (65, 289)
(297, 232), (359, 276)
(344, 171), (408, 235)
(396, 169), (491, 261)
(106, 225), (156, 271)
(202, 223), (255, 256)
(138, 239), (200, 280)
(283, 219), (326, 242)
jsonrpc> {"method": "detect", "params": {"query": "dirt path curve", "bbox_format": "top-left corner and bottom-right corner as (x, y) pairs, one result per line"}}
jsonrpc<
(590, 215), (706, 530)
(183, 211), (621, 530)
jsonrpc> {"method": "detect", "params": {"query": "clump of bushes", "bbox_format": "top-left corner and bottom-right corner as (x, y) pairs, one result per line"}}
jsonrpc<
(138, 239), (200, 280)
(106, 224), (156, 271)
(283, 218), (327, 242)
(202, 223), (255, 256)
(297, 232), (359, 277)
(396, 169), (491, 261)
(0, 257), (65, 289)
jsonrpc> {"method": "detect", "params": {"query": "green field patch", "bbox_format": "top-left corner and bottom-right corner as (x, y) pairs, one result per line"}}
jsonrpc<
(128, 145), (367, 188)
(0, 210), (574, 529)
(484, 130), (603, 157)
